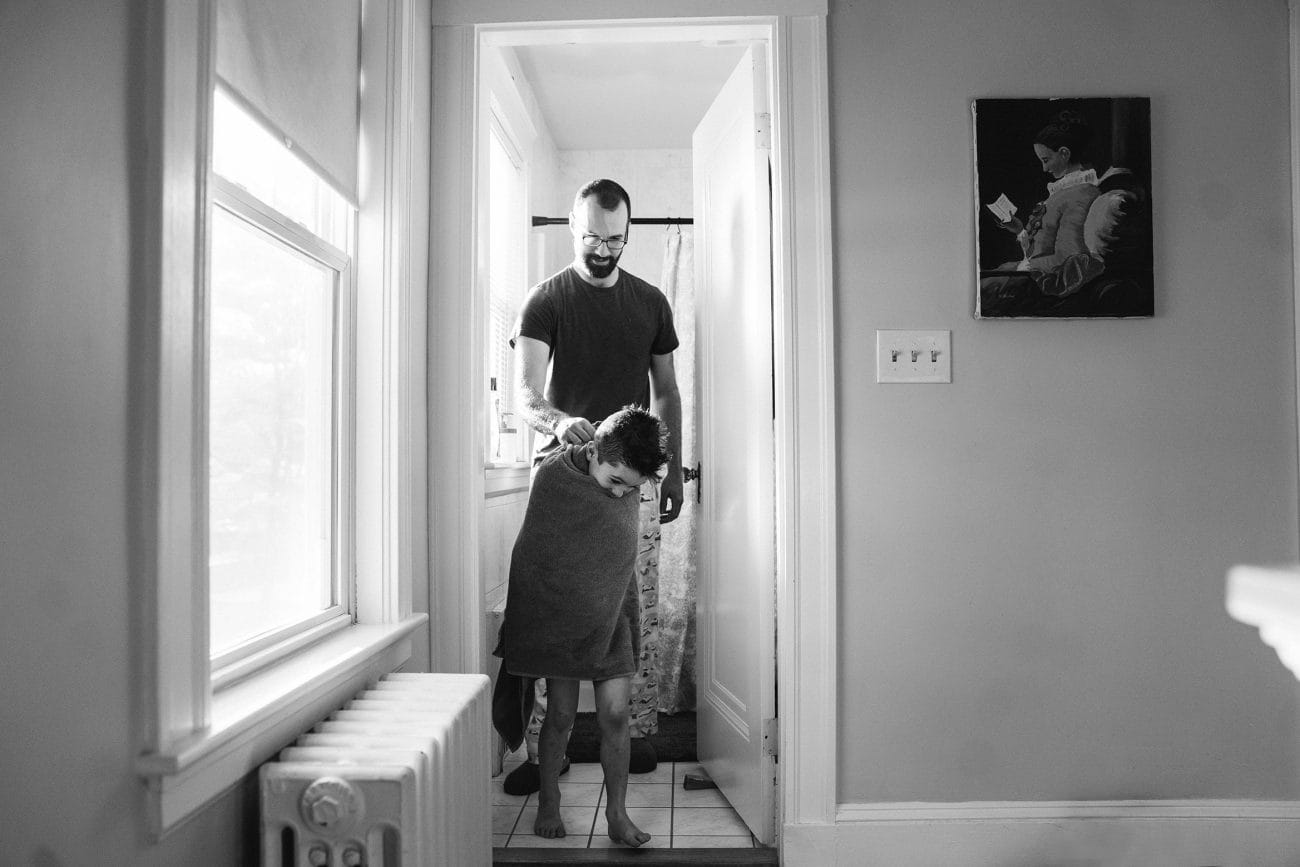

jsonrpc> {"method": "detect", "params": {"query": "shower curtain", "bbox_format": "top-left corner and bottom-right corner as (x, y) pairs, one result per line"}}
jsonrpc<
(656, 227), (698, 714)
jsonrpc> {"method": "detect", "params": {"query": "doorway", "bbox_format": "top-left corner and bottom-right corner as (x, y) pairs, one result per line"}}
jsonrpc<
(426, 11), (839, 861)
(477, 21), (776, 848)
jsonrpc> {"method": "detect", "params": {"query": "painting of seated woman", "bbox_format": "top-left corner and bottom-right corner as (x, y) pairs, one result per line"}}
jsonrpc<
(974, 97), (1153, 319)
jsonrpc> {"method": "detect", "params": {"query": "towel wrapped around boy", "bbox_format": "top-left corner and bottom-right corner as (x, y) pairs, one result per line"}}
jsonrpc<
(495, 444), (642, 682)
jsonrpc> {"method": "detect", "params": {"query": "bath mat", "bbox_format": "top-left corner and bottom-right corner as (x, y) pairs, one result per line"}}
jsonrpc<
(565, 711), (696, 763)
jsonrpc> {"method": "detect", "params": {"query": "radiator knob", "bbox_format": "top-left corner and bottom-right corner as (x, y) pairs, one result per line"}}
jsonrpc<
(300, 776), (361, 835)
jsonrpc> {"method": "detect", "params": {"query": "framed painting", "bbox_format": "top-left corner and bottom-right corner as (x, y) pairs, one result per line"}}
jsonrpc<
(974, 97), (1153, 319)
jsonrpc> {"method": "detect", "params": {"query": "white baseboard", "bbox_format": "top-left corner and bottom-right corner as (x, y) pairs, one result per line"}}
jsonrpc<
(780, 802), (1300, 867)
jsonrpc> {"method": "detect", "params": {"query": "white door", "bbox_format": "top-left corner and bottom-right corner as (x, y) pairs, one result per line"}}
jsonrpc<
(691, 44), (776, 845)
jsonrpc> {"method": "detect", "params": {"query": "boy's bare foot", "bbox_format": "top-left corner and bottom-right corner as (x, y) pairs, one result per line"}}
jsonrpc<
(534, 803), (566, 839)
(605, 809), (651, 848)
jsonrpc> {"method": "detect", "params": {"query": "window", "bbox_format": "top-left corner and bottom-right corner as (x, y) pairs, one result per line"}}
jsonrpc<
(486, 116), (527, 465)
(136, 0), (427, 838)
(208, 90), (354, 675)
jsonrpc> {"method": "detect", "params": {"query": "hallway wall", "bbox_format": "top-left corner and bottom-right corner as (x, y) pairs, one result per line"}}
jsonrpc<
(831, 0), (1300, 803)
(0, 1), (254, 863)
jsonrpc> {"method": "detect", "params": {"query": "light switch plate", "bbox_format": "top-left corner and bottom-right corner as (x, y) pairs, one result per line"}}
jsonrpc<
(876, 330), (952, 383)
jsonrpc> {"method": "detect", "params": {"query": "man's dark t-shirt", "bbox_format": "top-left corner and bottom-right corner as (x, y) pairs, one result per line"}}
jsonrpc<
(511, 265), (679, 457)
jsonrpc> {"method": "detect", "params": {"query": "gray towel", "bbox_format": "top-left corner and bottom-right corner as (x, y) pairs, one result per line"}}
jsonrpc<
(495, 445), (641, 681)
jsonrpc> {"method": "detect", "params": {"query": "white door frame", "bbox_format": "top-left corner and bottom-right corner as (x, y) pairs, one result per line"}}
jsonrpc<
(426, 7), (838, 857)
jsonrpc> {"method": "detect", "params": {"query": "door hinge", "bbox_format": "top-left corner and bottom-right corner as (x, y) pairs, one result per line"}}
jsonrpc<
(756, 112), (772, 150)
(762, 717), (779, 758)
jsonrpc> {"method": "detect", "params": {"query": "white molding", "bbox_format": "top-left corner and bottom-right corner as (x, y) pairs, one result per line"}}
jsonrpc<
(427, 9), (839, 860)
(1290, 0), (1300, 549)
(780, 822), (837, 867)
(478, 19), (775, 47)
(210, 176), (351, 271)
(772, 14), (838, 833)
(404, 0), (433, 669)
(433, 1), (827, 26)
(356, 0), (428, 629)
(137, 0), (214, 770)
(837, 800), (1300, 822)
(139, 618), (424, 836)
(428, 22), (484, 673)
(813, 801), (1300, 867)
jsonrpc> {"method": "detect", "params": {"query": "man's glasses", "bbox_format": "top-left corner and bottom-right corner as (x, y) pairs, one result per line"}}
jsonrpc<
(579, 232), (627, 251)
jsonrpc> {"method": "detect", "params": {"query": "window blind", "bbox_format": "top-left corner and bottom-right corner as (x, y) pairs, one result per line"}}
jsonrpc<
(216, 0), (361, 201)
(488, 126), (526, 419)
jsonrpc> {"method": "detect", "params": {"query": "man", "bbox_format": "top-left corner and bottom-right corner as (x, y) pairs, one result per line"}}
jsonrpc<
(505, 178), (683, 795)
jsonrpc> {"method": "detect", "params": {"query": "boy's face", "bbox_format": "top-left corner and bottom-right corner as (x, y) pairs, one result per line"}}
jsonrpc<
(589, 455), (647, 499)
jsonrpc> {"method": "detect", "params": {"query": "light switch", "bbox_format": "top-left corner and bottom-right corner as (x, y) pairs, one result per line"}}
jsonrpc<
(876, 330), (951, 383)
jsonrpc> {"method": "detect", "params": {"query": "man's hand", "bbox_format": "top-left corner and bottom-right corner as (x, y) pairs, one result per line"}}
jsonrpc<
(553, 415), (596, 444)
(658, 472), (684, 524)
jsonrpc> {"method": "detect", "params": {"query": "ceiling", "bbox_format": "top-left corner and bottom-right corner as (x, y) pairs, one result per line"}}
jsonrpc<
(511, 42), (748, 150)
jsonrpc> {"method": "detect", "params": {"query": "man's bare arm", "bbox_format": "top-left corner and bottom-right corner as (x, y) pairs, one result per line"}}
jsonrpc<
(649, 352), (684, 523)
(516, 335), (596, 443)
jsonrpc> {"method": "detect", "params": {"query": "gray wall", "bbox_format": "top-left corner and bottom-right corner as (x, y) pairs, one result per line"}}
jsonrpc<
(832, 0), (1300, 803)
(0, 1), (253, 863)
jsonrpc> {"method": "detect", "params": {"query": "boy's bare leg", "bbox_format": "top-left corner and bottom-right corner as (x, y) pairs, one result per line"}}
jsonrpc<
(594, 676), (651, 847)
(535, 677), (578, 838)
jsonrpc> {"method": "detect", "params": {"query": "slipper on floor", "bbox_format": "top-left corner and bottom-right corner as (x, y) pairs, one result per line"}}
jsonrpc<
(629, 737), (657, 774)
(503, 756), (569, 796)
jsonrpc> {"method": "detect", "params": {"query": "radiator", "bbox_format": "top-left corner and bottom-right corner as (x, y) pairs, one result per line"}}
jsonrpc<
(260, 672), (491, 867)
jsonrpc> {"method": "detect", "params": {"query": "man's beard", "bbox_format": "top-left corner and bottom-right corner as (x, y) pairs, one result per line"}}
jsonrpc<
(582, 249), (621, 279)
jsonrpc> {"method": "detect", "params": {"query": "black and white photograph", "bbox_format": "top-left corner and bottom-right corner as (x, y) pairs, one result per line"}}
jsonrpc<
(975, 96), (1154, 319)
(9, 3), (1300, 865)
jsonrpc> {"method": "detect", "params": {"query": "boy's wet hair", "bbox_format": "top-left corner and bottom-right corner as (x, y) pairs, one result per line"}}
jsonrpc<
(593, 405), (671, 480)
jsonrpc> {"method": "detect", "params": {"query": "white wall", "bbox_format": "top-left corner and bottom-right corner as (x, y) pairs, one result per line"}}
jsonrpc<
(0, 1), (253, 862)
(832, 0), (1300, 805)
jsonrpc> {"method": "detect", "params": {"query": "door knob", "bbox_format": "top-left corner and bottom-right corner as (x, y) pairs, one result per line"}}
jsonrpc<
(683, 462), (701, 504)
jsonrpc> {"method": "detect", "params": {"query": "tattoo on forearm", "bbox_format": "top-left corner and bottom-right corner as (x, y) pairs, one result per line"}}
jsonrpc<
(520, 386), (561, 434)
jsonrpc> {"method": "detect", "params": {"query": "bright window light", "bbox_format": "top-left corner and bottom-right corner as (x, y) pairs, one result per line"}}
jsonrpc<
(208, 208), (338, 657)
(208, 89), (354, 667)
(487, 120), (526, 463)
(212, 88), (351, 250)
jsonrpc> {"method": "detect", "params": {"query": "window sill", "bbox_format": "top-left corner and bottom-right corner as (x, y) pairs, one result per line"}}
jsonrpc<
(485, 464), (531, 499)
(137, 615), (427, 837)
(485, 460), (531, 471)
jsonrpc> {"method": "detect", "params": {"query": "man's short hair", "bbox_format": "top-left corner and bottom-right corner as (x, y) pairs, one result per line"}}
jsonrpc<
(594, 405), (670, 480)
(574, 178), (632, 220)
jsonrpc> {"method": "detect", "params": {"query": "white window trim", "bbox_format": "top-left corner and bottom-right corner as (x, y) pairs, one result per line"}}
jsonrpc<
(134, 0), (430, 839)
(206, 174), (355, 682)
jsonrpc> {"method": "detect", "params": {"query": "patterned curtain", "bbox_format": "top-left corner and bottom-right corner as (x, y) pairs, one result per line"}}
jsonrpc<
(656, 228), (698, 713)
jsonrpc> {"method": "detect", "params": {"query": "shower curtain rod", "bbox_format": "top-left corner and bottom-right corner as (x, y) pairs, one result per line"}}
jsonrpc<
(531, 216), (693, 226)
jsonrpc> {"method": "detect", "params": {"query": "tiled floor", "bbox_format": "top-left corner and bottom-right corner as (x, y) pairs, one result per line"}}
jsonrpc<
(492, 750), (762, 850)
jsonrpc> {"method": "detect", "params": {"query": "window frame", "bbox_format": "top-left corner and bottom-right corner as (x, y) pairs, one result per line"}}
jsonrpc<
(134, 0), (429, 838)
(485, 109), (529, 467)
(206, 172), (355, 684)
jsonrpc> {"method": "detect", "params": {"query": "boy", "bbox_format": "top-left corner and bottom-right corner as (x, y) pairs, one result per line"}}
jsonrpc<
(495, 406), (671, 847)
